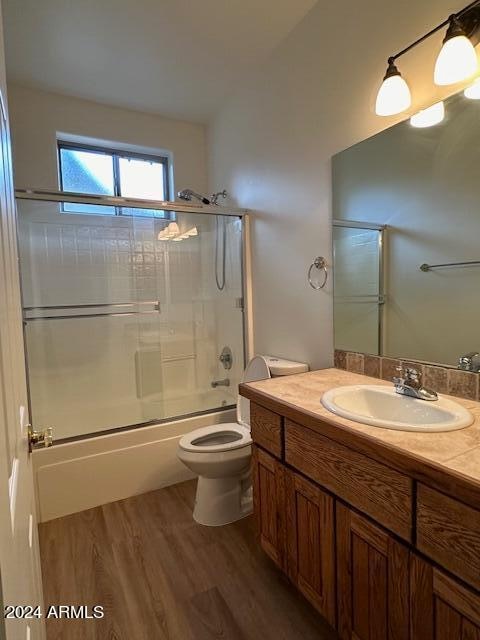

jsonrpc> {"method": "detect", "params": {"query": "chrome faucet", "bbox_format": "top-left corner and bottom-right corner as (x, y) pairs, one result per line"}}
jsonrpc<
(211, 378), (230, 388)
(458, 351), (480, 372)
(392, 366), (438, 401)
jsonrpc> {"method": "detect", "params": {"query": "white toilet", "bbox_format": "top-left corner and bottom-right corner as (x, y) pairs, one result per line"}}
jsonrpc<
(177, 355), (308, 526)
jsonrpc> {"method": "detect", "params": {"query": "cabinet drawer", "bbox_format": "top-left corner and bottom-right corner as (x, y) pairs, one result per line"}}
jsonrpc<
(250, 403), (283, 458)
(417, 484), (480, 591)
(285, 420), (413, 541)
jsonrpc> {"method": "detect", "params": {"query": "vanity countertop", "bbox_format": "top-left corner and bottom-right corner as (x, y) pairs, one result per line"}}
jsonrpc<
(240, 367), (480, 505)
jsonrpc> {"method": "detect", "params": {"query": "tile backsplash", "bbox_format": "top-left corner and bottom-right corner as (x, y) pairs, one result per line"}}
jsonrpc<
(334, 349), (479, 402)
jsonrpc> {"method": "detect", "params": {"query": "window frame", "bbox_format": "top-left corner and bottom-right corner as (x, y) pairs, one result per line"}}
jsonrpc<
(57, 141), (171, 215)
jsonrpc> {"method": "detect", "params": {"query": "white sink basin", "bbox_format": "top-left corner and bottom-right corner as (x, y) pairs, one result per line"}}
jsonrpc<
(321, 385), (473, 432)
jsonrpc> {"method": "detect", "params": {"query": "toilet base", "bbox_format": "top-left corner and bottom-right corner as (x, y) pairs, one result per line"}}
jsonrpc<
(193, 474), (253, 527)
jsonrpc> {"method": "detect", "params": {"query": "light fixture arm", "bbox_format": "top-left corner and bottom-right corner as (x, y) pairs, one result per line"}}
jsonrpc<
(376, 0), (480, 117)
(387, 0), (480, 65)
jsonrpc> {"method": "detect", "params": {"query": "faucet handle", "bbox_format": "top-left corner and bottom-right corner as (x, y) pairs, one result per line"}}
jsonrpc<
(393, 365), (421, 388)
(404, 366), (422, 389)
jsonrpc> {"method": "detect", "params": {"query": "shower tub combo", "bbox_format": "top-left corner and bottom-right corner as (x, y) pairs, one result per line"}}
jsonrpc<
(16, 189), (251, 521)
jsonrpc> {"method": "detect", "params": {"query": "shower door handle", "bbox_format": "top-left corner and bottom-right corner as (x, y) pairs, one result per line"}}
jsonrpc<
(28, 425), (54, 451)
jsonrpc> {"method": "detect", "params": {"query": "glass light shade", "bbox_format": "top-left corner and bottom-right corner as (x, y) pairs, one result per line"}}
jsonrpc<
(410, 101), (445, 128)
(375, 74), (411, 116)
(166, 222), (179, 238)
(464, 78), (480, 98)
(434, 35), (478, 85)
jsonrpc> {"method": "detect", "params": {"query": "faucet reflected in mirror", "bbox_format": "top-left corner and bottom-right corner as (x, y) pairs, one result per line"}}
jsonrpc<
(458, 351), (480, 372)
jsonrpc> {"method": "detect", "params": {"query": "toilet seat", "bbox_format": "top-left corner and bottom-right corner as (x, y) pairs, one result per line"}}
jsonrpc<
(179, 423), (252, 453)
(179, 356), (270, 455)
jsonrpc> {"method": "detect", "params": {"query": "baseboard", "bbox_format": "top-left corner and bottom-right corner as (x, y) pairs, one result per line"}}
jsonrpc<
(33, 409), (236, 522)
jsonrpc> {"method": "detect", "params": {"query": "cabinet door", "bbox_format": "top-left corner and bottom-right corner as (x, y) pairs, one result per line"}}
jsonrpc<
(336, 503), (410, 640)
(251, 444), (286, 569)
(285, 469), (336, 627)
(411, 555), (480, 639)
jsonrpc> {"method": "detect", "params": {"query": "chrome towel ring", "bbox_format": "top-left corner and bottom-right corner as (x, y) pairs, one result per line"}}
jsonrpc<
(308, 257), (328, 290)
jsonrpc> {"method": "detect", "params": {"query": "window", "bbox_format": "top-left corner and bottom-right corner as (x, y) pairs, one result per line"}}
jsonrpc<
(58, 142), (171, 217)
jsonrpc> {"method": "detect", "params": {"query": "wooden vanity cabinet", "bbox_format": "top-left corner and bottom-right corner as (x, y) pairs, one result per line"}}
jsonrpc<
(251, 445), (286, 569)
(336, 503), (410, 640)
(284, 469), (336, 627)
(248, 398), (480, 639)
(411, 555), (480, 639)
(285, 419), (413, 542)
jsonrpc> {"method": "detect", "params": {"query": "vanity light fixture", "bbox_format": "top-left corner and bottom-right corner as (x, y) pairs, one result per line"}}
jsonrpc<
(375, 0), (480, 117)
(410, 101), (445, 127)
(464, 76), (480, 96)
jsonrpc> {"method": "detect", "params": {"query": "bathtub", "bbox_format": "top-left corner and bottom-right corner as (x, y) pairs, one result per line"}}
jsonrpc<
(32, 406), (237, 522)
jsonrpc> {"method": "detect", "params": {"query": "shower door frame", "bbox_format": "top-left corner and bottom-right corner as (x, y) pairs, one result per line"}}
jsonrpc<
(332, 218), (386, 356)
(15, 189), (253, 443)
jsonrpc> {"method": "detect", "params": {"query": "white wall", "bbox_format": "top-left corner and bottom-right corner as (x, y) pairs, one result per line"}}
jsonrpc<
(209, 0), (466, 370)
(8, 83), (208, 194)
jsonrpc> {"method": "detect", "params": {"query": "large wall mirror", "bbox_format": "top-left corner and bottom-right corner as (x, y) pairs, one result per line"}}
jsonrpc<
(332, 88), (480, 369)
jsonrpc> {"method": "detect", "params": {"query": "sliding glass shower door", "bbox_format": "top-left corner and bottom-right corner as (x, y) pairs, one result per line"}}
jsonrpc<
(18, 196), (245, 441)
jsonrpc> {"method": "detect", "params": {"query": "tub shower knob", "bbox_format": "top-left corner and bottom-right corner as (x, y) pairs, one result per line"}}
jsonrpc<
(219, 346), (233, 370)
(28, 425), (54, 451)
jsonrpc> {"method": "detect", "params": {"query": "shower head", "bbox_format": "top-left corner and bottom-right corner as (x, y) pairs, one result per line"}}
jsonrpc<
(177, 188), (211, 205)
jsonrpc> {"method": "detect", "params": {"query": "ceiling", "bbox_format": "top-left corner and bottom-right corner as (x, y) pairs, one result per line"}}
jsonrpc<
(3, 0), (317, 123)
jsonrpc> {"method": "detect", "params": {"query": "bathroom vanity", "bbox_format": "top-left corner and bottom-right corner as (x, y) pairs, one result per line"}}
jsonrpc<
(240, 368), (480, 639)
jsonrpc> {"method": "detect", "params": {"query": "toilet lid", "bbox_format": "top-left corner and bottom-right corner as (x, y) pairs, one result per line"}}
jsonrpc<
(237, 355), (271, 427)
(179, 423), (252, 453)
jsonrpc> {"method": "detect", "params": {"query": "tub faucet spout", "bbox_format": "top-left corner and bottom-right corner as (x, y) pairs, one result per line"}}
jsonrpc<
(211, 378), (230, 388)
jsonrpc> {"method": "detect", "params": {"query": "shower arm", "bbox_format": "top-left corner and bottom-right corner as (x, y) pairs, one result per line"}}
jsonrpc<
(211, 190), (228, 205)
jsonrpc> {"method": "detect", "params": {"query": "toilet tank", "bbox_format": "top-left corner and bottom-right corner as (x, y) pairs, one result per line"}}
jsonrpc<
(262, 355), (309, 377)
